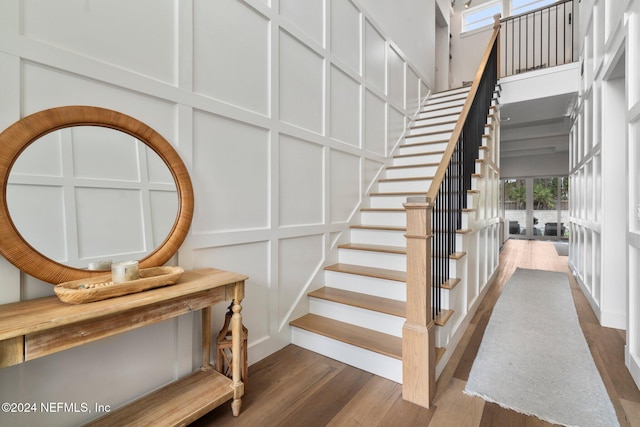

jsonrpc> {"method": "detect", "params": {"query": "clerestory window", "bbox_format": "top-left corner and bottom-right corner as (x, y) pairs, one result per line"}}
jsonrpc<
(462, 0), (561, 34)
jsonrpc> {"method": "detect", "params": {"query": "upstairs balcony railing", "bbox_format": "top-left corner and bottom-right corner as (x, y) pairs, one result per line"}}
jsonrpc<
(500, 0), (576, 77)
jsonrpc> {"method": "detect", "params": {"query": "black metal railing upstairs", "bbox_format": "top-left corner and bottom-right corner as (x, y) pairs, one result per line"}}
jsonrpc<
(500, 0), (576, 77)
(427, 18), (500, 320)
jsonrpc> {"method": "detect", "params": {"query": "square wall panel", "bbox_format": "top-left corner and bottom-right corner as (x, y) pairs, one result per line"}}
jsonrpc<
(75, 187), (145, 259)
(406, 67), (420, 114)
(364, 20), (386, 93)
(279, 134), (324, 226)
(149, 190), (179, 248)
(72, 126), (140, 181)
(279, 31), (324, 134)
(330, 149), (360, 222)
(388, 46), (405, 110)
(9, 130), (62, 177)
(364, 158), (384, 190)
(388, 106), (405, 153)
(193, 111), (269, 233)
(421, 81), (429, 101)
(330, 66), (360, 146)
(280, 0), (324, 47)
(22, 0), (175, 84)
(278, 234), (324, 323)
(330, 0), (360, 74)
(6, 185), (67, 263)
(145, 142), (175, 185)
(22, 64), (177, 143)
(364, 89), (386, 155)
(194, 0), (269, 115)
(193, 241), (270, 347)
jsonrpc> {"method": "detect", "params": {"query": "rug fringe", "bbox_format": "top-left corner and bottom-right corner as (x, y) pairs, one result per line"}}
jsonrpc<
(462, 389), (580, 427)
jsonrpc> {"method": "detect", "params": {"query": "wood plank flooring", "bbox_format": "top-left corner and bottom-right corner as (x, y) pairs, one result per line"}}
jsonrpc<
(193, 239), (640, 427)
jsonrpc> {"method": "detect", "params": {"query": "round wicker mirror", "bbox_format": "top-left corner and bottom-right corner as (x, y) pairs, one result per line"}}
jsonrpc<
(0, 106), (194, 284)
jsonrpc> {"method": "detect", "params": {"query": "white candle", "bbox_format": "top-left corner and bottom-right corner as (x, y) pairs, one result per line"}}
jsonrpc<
(88, 260), (112, 271)
(111, 260), (140, 283)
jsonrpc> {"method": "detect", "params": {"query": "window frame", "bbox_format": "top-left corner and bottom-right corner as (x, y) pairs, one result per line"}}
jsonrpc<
(461, 0), (503, 34)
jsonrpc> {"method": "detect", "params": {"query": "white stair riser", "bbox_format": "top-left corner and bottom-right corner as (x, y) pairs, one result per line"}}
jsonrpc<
(408, 122), (456, 135)
(435, 315), (455, 348)
(429, 92), (468, 102)
(324, 271), (406, 301)
(350, 227), (406, 247)
(431, 87), (470, 99)
(398, 141), (449, 155)
(360, 210), (406, 227)
(422, 98), (466, 111)
(413, 114), (459, 127)
(378, 179), (432, 193)
(449, 257), (466, 279)
(392, 153), (444, 166)
(291, 328), (402, 383)
(386, 165), (439, 179)
(405, 132), (451, 145)
(338, 248), (406, 271)
(369, 195), (409, 209)
(417, 105), (463, 119)
(309, 298), (404, 337)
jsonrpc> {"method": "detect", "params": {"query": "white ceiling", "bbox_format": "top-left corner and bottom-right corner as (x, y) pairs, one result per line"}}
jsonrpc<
(499, 89), (577, 159)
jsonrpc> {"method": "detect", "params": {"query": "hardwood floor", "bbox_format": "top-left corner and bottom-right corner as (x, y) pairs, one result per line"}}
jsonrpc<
(193, 239), (640, 427)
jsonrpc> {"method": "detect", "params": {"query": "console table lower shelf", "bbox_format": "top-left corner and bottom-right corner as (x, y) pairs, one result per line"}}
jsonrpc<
(85, 367), (236, 426)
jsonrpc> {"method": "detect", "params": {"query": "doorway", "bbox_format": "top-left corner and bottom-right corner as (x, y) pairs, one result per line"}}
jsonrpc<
(502, 176), (569, 240)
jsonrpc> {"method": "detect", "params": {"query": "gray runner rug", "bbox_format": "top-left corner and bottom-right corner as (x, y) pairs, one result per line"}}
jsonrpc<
(464, 268), (619, 427)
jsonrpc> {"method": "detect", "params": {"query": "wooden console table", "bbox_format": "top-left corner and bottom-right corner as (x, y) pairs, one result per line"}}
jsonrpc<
(0, 268), (247, 426)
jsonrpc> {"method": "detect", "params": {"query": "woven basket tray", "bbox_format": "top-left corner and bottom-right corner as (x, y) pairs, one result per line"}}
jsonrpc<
(54, 266), (184, 304)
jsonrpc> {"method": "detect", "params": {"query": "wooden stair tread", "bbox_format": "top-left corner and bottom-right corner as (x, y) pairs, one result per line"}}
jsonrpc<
(413, 111), (460, 122)
(290, 314), (402, 359)
(360, 207), (405, 212)
(419, 103), (465, 113)
(393, 150), (445, 159)
(387, 162), (440, 170)
(379, 176), (434, 183)
(424, 95), (467, 106)
(309, 287), (406, 317)
(324, 263), (406, 282)
(410, 119), (458, 130)
(406, 130), (451, 139)
(350, 224), (406, 231)
(434, 309), (454, 327)
(338, 243), (406, 255)
(435, 347), (446, 364)
(432, 86), (470, 96)
(369, 191), (426, 198)
(441, 278), (461, 290)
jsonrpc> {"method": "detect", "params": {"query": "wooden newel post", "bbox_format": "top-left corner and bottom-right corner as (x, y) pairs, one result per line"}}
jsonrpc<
(402, 196), (436, 408)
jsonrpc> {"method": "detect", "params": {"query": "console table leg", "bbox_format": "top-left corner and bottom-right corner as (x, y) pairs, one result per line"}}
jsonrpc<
(202, 307), (212, 369)
(231, 297), (244, 416)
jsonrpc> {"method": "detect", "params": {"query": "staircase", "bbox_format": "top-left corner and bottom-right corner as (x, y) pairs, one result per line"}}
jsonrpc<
(290, 85), (498, 384)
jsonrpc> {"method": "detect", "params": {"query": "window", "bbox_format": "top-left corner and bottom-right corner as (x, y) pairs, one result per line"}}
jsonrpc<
(511, 0), (557, 16)
(462, 0), (503, 33)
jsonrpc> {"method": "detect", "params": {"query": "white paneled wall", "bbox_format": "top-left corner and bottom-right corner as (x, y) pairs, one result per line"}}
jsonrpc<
(0, 0), (434, 425)
(628, 0), (640, 392)
(569, 0), (640, 391)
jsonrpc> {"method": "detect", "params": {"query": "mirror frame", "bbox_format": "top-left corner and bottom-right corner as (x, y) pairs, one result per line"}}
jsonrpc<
(0, 106), (194, 284)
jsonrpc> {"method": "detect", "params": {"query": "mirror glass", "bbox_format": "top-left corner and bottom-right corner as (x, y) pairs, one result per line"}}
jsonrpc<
(6, 126), (178, 270)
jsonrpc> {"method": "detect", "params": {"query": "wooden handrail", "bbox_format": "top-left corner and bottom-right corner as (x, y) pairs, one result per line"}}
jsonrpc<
(426, 15), (501, 203)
